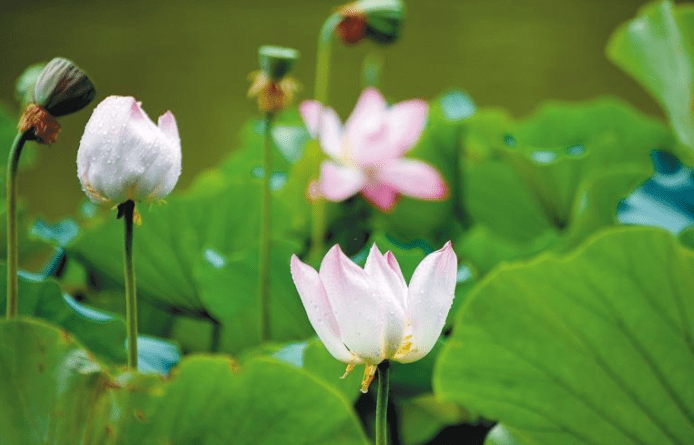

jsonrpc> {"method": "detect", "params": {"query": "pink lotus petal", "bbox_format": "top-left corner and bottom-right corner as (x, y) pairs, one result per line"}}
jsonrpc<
(291, 255), (354, 363)
(362, 182), (398, 211)
(318, 107), (343, 160)
(345, 87), (387, 144)
(387, 99), (428, 156)
(377, 159), (447, 200)
(364, 244), (408, 357)
(399, 241), (457, 363)
(318, 161), (366, 202)
(299, 100), (321, 138)
(385, 251), (406, 287)
(319, 245), (388, 363)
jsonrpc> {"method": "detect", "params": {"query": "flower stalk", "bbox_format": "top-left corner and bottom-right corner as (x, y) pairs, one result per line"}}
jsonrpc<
(375, 360), (390, 445)
(259, 113), (274, 341)
(5, 130), (31, 319)
(6, 58), (95, 319)
(118, 200), (138, 369)
(309, 13), (342, 265)
(248, 45), (299, 340)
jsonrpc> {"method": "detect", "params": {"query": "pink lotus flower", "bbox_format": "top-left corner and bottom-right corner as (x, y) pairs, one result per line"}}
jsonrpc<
(290, 241), (457, 392)
(299, 87), (447, 211)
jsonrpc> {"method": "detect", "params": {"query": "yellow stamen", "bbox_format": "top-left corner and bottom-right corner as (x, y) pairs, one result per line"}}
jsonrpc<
(84, 181), (110, 204)
(341, 363), (356, 379)
(360, 364), (378, 394)
(393, 334), (414, 360)
(133, 207), (142, 226)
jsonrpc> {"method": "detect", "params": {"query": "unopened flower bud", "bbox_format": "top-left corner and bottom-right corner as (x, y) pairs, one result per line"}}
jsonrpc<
(259, 46), (299, 82)
(248, 46), (301, 113)
(33, 57), (96, 117)
(337, 0), (404, 45)
(77, 96), (181, 205)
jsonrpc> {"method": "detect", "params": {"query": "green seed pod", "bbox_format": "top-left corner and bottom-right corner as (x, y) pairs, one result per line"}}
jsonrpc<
(258, 46), (300, 82)
(15, 62), (46, 108)
(33, 57), (96, 117)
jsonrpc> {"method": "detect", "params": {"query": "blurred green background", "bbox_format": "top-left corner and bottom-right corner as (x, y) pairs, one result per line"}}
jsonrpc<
(0, 0), (662, 222)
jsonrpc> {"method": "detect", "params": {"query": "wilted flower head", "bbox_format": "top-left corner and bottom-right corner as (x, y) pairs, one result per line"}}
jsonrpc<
(77, 96), (181, 205)
(248, 46), (300, 113)
(291, 241), (457, 392)
(17, 57), (96, 144)
(300, 87), (447, 210)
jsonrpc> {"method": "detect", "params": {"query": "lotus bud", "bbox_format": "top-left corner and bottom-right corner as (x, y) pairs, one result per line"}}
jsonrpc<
(248, 46), (301, 113)
(17, 57), (96, 144)
(77, 96), (182, 206)
(336, 0), (404, 45)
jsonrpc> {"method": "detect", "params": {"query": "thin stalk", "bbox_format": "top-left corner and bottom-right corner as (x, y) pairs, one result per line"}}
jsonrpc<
(259, 113), (274, 341)
(309, 13), (341, 265)
(375, 360), (391, 445)
(6, 130), (31, 319)
(118, 200), (138, 370)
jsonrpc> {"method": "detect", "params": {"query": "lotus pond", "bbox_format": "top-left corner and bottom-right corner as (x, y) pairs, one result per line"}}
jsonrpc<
(1, 1), (694, 444)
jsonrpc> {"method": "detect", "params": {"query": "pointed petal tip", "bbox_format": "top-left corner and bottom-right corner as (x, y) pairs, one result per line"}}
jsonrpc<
(156, 111), (180, 145)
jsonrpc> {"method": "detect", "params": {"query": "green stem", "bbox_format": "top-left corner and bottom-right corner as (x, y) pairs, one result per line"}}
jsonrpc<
(6, 131), (31, 319)
(375, 360), (390, 445)
(118, 200), (138, 370)
(309, 13), (341, 265)
(259, 113), (274, 342)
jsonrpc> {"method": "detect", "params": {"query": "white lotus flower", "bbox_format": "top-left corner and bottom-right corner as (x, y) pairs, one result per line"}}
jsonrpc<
(77, 96), (181, 204)
(290, 241), (457, 392)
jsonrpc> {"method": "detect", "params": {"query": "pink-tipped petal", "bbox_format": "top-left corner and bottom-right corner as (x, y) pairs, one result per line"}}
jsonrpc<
(318, 161), (367, 202)
(299, 100), (322, 138)
(385, 251), (406, 285)
(377, 159), (447, 200)
(291, 255), (354, 363)
(364, 244), (408, 357)
(318, 107), (343, 160)
(387, 99), (428, 156)
(362, 182), (398, 211)
(345, 87), (387, 143)
(399, 241), (457, 363)
(129, 99), (149, 121)
(319, 245), (388, 363)
(158, 111), (179, 141)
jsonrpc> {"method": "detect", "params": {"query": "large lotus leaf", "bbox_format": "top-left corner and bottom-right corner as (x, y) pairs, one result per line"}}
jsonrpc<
(0, 320), (369, 445)
(110, 356), (369, 445)
(607, 0), (694, 153)
(193, 240), (314, 354)
(0, 319), (113, 445)
(557, 167), (652, 252)
(484, 424), (525, 445)
(69, 179), (299, 316)
(0, 266), (126, 363)
(463, 99), (674, 247)
(455, 225), (558, 280)
(399, 393), (470, 445)
(434, 227), (694, 445)
(506, 99), (676, 223)
(464, 160), (555, 243)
